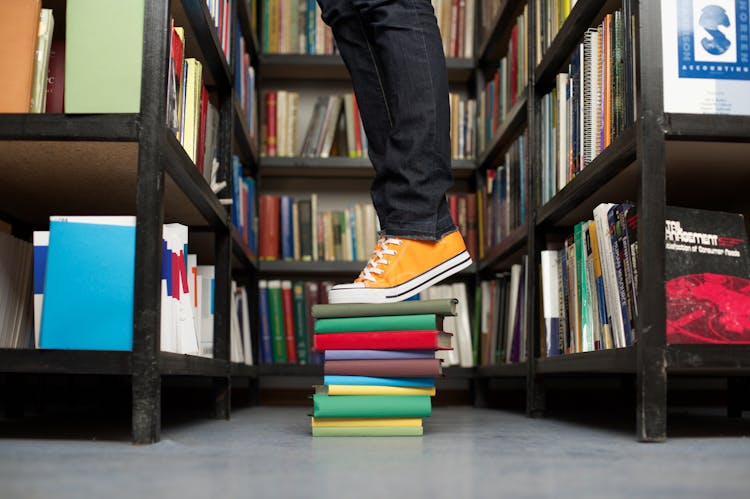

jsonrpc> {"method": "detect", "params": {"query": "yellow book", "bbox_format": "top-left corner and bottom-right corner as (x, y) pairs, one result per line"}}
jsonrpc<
(311, 417), (422, 428)
(315, 385), (436, 396)
(182, 58), (202, 163)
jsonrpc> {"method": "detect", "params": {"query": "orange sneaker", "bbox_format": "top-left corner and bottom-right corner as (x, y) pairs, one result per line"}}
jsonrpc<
(327, 230), (473, 303)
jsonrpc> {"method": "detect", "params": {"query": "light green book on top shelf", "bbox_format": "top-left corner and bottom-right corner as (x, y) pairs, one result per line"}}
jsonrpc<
(65, 0), (144, 113)
(314, 314), (444, 333)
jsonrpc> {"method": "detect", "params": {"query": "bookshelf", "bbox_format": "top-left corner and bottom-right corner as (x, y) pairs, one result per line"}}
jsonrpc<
(467, 0), (750, 442)
(0, 0), (260, 443)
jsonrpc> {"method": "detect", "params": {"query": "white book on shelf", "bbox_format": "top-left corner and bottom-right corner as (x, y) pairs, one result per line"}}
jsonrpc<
(541, 250), (561, 357)
(239, 286), (253, 365)
(230, 281), (244, 364)
(593, 203), (624, 348)
(452, 282), (474, 368)
(556, 72), (569, 191)
(187, 254), (202, 354)
(505, 264), (522, 363)
(197, 265), (215, 356)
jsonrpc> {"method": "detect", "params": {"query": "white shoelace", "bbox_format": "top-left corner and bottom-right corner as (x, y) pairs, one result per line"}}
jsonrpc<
(358, 237), (403, 283)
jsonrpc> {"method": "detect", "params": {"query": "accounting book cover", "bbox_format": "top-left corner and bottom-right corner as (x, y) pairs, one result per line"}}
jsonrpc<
(665, 206), (750, 343)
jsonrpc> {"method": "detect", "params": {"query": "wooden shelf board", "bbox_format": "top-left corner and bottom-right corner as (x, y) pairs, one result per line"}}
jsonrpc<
(233, 96), (259, 175)
(0, 349), (132, 375)
(172, 0), (232, 90)
(478, 224), (528, 273)
(478, 92), (527, 170)
(158, 352), (229, 376)
(537, 127), (637, 227)
(0, 114), (138, 142)
(536, 347), (636, 374)
(230, 362), (258, 377)
(259, 54), (475, 83)
(665, 113), (750, 142)
(667, 344), (750, 375)
(475, 362), (527, 378)
(258, 259), (476, 278)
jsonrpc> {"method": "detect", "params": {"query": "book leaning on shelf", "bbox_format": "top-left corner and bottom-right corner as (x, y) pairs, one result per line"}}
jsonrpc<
(231, 156), (258, 255)
(538, 204), (750, 357)
(235, 28), (258, 139)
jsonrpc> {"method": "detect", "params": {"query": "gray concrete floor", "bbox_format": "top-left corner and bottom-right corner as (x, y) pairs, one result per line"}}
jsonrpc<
(1, 406), (749, 499)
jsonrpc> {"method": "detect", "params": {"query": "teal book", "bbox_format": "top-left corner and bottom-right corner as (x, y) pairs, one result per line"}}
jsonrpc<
(312, 426), (423, 437)
(312, 395), (432, 418)
(267, 280), (287, 363)
(40, 217), (136, 350)
(65, 0), (144, 113)
(311, 298), (457, 319)
(314, 314), (443, 333)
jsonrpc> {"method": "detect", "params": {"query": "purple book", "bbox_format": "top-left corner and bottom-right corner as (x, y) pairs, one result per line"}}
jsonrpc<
(324, 350), (435, 361)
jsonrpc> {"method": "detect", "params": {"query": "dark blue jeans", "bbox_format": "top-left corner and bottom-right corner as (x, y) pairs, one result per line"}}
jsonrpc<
(317, 0), (456, 241)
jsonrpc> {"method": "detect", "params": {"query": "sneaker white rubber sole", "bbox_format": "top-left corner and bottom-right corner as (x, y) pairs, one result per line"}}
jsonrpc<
(327, 250), (473, 304)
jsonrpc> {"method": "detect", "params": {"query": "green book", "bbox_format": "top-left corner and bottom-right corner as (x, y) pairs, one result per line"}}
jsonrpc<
(292, 281), (308, 364)
(574, 222), (592, 352)
(314, 314), (443, 333)
(312, 426), (423, 437)
(311, 299), (457, 319)
(312, 395), (432, 418)
(267, 280), (287, 363)
(65, 0), (144, 113)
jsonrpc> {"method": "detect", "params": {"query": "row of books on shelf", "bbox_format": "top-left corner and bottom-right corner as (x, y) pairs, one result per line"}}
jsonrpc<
(477, 5), (529, 153)
(477, 132), (527, 256)
(538, 205), (750, 356)
(261, 0), (335, 54)
(538, 6), (636, 205)
(533, 0), (577, 64)
(258, 194), (380, 262)
(0, 218), (253, 365)
(235, 28), (259, 139)
(309, 298), (459, 437)
(478, 257), (530, 365)
(206, 0), (234, 62)
(231, 157), (259, 254)
(259, 281), (476, 367)
(432, 0), (476, 59)
(1, 0), (145, 114)
(261, 92), (368, 158)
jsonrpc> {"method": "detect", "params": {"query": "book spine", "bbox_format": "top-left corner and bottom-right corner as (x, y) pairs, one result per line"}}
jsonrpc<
(265, 91), (277, 156)
(292, 281), (309, 364)
(267, 280), (287, 363)
(258, 280), (273, 363)
(281, 280), (297, 363)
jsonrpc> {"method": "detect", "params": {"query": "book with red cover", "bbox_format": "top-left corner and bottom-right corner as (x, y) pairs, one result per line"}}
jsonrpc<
(266, 91), (277, 156)
(456, 0), (466, 59)
(510, 24), (518, 105)
(259, 194), (280, 260)
(314, 330), (452, 351)
(448, 195), (459, 226)
(281, 281), (298, 363)
(324, 358), (443, 377)
(196, 86), (209, 174)
(45, 39), (65, 113)
(352, 95), (362, 156)
(466, 192), (477, 261)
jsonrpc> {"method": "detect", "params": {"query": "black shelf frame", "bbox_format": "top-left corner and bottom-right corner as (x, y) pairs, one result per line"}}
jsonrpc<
(258, 259), (477, 278)
(0, 114), (139, 141)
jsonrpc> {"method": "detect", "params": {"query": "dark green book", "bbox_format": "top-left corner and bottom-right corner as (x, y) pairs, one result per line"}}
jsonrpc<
(311, 299), (457, 319)
(267, 280), (287, 363)
(312, 395), (432, 418)
(312, 426), (423, 437)
(292, 281), (309, 364)
(314, 314), (443, 333)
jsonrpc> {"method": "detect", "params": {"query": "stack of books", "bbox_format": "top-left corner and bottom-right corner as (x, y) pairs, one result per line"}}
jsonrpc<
(309, 299), (457, 437)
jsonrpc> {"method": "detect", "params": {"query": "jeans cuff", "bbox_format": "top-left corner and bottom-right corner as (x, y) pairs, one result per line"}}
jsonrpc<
(381, 220), (457, 241)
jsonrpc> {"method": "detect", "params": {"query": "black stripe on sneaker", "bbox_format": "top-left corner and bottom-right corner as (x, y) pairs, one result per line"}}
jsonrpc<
(385, 253), (472, 299)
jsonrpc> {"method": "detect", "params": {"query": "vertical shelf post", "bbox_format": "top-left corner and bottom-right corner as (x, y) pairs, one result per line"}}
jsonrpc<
(132, 0), (170, 444)
(634, 0), (668, 442)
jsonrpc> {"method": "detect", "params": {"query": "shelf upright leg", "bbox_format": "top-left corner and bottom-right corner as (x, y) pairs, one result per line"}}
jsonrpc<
(211, 59), (236, 420)
(525, 0), (545, 419)
(132, 0), (170, 445)
(635, 0), (667, 442)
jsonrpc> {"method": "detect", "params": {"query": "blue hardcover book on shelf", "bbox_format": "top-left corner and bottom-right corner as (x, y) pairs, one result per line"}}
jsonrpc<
(40, 216), (136, 351)
(280, 195), (294, 260)
(243, 176), (257, 254)
(232, 156), (242, 230)
(323, 376), (435, 388)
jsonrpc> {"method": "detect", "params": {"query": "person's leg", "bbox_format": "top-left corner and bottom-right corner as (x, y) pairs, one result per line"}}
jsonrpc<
(318, 0), (471, 303)
(349, 0), (455, 240)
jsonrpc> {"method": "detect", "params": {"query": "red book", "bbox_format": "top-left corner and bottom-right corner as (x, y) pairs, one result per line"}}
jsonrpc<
(45, 39), (65, 113)
(259, 194), (280, 260)
(314, 330), (453, 351)
(448, 194), (459, 226)
(510, 24), (518, 105)
(196, 86), (209, 174)
(324, 358), (444, 377)
(281, 281), (298, 363)
(266, 92), (277, 156)
(450, 0), (459, 58)
(352, 95), (362, 156)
